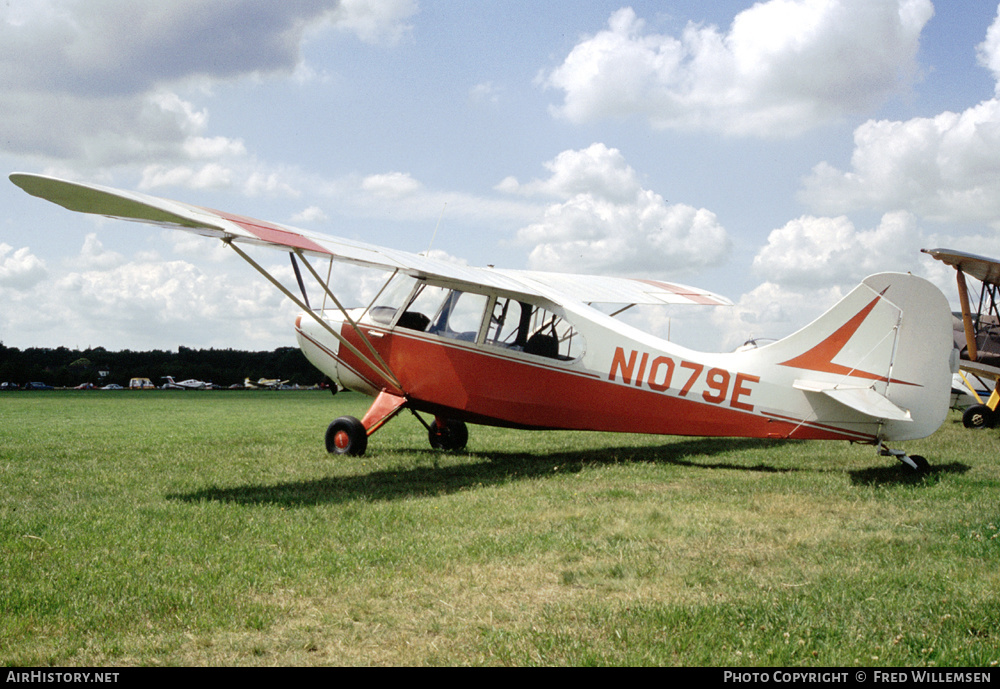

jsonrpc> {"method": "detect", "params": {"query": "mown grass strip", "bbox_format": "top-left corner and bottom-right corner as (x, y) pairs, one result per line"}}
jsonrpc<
(1, 390), (997, 666)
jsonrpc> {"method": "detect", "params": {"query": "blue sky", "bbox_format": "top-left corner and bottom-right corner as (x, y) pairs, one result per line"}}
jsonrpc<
(3, 0), (1000, 352)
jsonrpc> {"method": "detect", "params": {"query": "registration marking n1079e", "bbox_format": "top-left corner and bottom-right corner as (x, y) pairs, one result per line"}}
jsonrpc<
(608, 347), (760, 412)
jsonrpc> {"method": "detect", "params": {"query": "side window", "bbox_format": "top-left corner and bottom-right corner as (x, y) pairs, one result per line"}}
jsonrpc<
(368, 274), (418, 326)
(429, 291), (488, 342)
(387, 281), (488, 342)
(486, 297), (527, 348)
(398, 283), (450, 332)
(486, 296), (584, 361)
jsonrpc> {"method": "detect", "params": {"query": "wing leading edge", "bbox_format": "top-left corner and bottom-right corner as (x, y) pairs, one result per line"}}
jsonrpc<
(10, 172), (731, 308)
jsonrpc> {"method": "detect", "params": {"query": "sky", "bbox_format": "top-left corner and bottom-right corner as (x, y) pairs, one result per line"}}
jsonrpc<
(3, 0), (1000, 353)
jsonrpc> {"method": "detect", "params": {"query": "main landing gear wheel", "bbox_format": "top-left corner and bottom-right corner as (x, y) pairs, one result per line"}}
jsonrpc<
(962, 404), (996, 429)
(326, 416), (368, 456)
(428, 419), (468, 451)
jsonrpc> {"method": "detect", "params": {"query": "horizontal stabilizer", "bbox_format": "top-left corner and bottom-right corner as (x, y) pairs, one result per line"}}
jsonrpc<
(794, 380), (912, 422)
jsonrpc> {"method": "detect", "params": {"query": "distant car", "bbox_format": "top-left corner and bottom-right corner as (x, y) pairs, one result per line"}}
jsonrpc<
(24, 382), (54, 390)
(100, 384), (123, 390)
(129, 377), (155, 389)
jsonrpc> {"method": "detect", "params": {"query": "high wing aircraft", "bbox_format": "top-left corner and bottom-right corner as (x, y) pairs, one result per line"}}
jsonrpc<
(245, 377), (290, 389)
(922, 248), (1000, 429)
(11, 173), (956, 471)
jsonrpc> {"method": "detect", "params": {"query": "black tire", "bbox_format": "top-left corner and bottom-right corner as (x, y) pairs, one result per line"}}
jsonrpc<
(428, 419), (468, 451)
(325, 416), (368, 455)
(909, 455), (930, 473)
(962, 404), (995, 429)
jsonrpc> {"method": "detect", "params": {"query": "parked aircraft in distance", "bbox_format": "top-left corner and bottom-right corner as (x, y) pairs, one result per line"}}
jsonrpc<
(245, 377), (289, 389)
(11, 173), (956, 471)
(161, 376), (209, 390)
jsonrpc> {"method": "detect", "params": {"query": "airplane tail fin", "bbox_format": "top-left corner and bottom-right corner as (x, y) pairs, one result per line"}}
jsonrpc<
(750, 273), (955, 442)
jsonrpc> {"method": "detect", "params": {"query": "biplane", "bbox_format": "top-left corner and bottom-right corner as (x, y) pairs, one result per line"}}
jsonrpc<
(922, 248), (1000, 429)
(11, 173), (956, 471)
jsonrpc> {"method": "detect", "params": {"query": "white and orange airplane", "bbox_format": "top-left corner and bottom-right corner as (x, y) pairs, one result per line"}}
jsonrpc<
(11, 173), (956, 471)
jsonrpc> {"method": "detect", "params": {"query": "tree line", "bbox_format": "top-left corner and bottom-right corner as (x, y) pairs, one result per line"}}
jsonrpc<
(0, 343), (324, 388)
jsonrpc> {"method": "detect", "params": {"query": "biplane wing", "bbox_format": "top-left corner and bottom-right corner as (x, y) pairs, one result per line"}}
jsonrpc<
(922, 247), (1000, 428)
(8, 172), (730, 309)
(923, 248), (1000, 285)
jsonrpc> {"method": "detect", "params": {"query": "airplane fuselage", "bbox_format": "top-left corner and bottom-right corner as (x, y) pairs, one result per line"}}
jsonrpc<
(295, 272), (953, 445)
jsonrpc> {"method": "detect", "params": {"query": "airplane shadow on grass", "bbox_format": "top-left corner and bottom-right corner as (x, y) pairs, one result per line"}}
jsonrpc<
(167, 435), (967, 508)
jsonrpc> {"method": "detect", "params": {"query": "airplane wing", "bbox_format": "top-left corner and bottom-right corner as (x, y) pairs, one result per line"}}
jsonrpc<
(9, 172), (730, 308)
(922, 248), (1000, 285)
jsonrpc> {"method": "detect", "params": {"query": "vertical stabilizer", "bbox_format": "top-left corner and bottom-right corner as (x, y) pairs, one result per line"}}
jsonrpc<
(743, 273), (954, 442)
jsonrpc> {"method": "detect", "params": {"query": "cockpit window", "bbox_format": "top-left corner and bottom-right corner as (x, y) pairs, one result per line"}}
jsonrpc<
(385, 282), (487, 342)
(368, 274), (419, 325)
(428, 291), (488, 341)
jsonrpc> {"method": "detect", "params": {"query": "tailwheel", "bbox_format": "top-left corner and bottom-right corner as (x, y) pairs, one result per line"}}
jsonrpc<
(962, 404), (996, 429)
(908, 455), (930, 473)
(428, 418), (468, 451)
(326, 416), (368, 456)
(878, 442), (931, 473)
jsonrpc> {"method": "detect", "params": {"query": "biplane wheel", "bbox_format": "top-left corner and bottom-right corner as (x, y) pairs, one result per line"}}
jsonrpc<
(326, 416), (368, 456)
(962, 404), (996, 429)
(428, 419), (468, 452)
(909, 455), (930, 473)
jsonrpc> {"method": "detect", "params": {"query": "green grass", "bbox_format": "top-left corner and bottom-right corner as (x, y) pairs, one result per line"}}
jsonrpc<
(1, 390), (998, 666)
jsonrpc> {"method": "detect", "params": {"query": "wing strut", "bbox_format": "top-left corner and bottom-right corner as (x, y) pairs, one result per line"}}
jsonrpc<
(225, 240), (402, 391)
(290, 253), (310, 310)
(290, 248), (402, 390)
(956, 268), (979, 362)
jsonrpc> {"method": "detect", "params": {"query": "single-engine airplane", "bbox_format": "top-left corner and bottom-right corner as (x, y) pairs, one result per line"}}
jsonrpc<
(11, 173), (957, 471)
(922, 248), (1000, 429)
(161, 376), (209, 390)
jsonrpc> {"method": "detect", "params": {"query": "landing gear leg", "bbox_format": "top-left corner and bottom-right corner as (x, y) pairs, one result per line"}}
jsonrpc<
(877, 442), (930, 473)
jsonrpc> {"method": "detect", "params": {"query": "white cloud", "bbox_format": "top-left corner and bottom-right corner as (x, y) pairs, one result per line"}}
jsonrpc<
(752, 211), (922, 287)
(977, 3), (1000, 88)
(291, 205), (329, 223)
(327, 0), (418, 45)
(0, 1), (418, 168)
(361, 172), (422, 197)
(800, 99), (1000, 226)
(799, 7), (1000, 226)
(469, 81), (501, 104)
(0, 243), (47, 290)
(506, 144), (729, 276)
(544, 0), (933, 137)
(77, 233), (125, 271)
(243, 171), (301, 198)
(689, 210), (938, 352)
(139, 163), (234, 191)
(712, 280), (849, 350)
(183, 136), (248, 159)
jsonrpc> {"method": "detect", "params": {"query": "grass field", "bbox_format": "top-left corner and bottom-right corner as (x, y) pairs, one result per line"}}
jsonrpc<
(1, 390), (998, 666)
